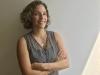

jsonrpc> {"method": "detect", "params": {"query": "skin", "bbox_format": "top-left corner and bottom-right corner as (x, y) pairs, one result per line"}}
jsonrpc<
(17, 4), (69, 75)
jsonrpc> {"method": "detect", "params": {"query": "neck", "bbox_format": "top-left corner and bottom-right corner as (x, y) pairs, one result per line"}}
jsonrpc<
(32, 28), (47, 38)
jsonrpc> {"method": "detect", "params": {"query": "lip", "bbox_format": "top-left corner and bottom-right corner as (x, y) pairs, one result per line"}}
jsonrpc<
(39, 21), (44, 23)
(39, 21), (46, 23)
(40, 21), (44, 22)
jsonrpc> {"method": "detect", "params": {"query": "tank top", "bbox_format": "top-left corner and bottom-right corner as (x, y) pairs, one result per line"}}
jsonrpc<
(24, 31), (59, 75)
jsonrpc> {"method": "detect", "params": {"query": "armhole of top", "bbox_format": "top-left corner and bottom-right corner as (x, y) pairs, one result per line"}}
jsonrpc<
(53, 32), (67, 60)
(52, 32), (57, 44)
(52, 32), (60, 55)
(23, 34), (31, 52)
(49, 31), (57, 45)
(23, 34), (28, 48)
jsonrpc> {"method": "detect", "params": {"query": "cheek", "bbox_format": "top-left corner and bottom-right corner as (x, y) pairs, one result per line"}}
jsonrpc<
(33, 15), (38, 19)
(32, 16), (39, 23)
(46, 17), (48, 23)
(45, 16), (48, 20)
(44, 16), (48, 22)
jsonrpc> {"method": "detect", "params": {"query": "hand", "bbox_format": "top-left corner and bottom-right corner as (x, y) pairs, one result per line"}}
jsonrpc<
(31, 63), (51, 75)
(32, 63), (44, 71)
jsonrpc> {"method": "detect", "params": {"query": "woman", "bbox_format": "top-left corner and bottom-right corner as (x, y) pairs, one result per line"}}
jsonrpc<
(17, 0), (69, 75)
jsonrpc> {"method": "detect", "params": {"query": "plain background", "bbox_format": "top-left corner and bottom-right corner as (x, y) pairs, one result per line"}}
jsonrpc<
(0, 0), (100, 75)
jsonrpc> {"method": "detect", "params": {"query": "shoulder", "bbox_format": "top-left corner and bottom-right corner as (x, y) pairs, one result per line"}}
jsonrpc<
(17, 31), (31, 44)
(47, 31), (63, 41)
(17, 36), (25, 43)
(53, 32), (61, 37)
(53, 31), (63, 41)
(17, 36), (26, 49)
(17, 31), (33, 51)
(17, 31), (31, 48)
(48, 31), (61, 37)
(17, 35), (29, 57)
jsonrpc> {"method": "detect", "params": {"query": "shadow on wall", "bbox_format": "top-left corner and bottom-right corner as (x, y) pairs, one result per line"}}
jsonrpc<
(0, 0), (29, 75)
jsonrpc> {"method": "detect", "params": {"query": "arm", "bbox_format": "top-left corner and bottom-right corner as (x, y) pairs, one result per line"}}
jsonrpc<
(32, 32), (70, 71)
(32, 59), (68, 71)
(17, 36), (50, 75)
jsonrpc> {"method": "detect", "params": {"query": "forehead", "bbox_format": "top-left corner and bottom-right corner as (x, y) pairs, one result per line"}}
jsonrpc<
(34, 4), (46, 12)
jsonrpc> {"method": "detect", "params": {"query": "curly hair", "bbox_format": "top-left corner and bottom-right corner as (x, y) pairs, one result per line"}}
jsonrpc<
(20, 0), (50, 29)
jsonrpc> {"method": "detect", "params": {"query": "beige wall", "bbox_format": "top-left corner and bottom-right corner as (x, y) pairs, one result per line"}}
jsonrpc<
(0, 0), (29, 75)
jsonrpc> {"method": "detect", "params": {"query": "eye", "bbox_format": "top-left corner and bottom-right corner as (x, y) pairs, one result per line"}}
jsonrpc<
(33, 12), (39, 16)
(43, 12), (47, 16)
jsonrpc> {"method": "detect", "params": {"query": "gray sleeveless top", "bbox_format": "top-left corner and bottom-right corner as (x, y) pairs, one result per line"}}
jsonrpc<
(24, 31), (59, 75)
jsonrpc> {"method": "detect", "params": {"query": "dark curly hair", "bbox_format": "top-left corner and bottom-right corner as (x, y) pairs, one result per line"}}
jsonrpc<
(20, 0), (50, 29)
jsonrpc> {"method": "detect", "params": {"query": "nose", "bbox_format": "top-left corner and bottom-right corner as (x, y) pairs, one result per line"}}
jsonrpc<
(40, 14), (44, 20)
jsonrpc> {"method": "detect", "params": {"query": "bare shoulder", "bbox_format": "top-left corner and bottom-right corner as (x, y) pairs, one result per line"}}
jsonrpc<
(53, 32), (63, 42)
(17, 36), (27, 53)
(53, 31), (66, 49)
(53, 32), (61, 36)
(18, 36), (26, 42)
(17, 36), (26, 46)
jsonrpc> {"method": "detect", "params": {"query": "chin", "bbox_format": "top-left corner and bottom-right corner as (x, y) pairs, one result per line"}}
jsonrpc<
(38, 26), (45, 29)
(40, 24), (46, 28)
(37, 23), (46, 29)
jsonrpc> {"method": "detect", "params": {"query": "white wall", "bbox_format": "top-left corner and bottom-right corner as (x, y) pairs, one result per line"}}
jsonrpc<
(81, 32), (100, 75)
(0, 0), (100, 75)
(98, 0), (100, 30)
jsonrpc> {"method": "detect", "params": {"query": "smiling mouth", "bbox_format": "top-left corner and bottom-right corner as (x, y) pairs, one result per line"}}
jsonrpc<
(39, 21), (46, 23)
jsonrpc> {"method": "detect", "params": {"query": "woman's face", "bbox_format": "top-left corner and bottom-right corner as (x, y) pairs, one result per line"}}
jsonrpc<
(32, 4), (48, 29)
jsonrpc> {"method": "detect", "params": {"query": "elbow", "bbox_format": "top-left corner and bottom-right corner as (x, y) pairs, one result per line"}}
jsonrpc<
(65, 63), (70, 69)
(63, 59), (70, 69)
(62, 63), (69, 69)
(21, 71), (30, 75)
(21, 68), (33, 75)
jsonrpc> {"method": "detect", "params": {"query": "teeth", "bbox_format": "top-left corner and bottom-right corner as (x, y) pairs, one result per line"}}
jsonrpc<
(39, 21), (46, 23)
